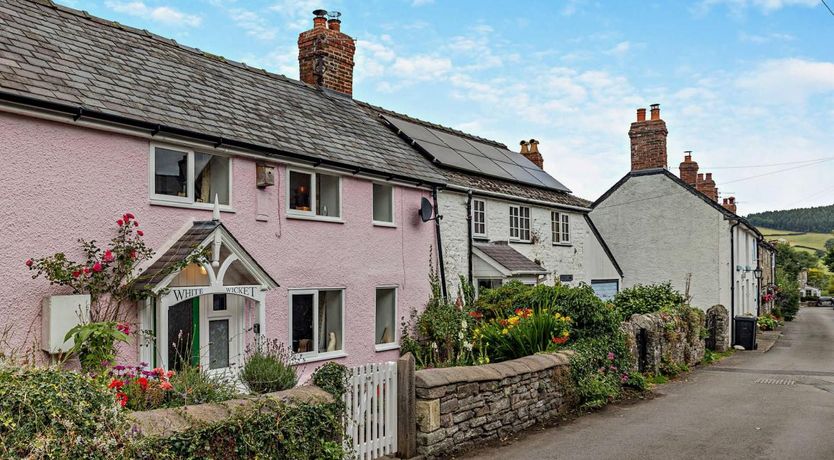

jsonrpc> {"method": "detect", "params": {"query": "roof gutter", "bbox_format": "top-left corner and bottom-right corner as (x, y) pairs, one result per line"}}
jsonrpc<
(445, 184), (591, 212)
(0, 91), (443, 190)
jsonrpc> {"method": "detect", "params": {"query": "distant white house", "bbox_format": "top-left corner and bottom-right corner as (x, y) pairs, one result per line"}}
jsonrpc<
(590, 105), (763, 347)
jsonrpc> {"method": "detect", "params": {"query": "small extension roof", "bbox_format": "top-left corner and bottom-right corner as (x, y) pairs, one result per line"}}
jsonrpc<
(473, 242), (547, 275)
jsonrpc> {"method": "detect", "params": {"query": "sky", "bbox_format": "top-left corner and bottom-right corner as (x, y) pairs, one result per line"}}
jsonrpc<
(57, 0), (834, 214)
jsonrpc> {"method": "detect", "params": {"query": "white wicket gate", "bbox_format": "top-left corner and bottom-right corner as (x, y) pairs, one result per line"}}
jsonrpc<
(344, 362), (398, 460)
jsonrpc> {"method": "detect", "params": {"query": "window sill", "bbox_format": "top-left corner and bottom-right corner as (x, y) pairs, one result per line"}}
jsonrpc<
(295, 351), (347, 364)
(473, 235), (489, 241)
(286, 213), (344, 224)
(510, 240), (533, 245)
(375, 343), (399, 352)
(373, 221), (397, 228)
(150, 199), (235, 213)
(552, 243), (573, 247)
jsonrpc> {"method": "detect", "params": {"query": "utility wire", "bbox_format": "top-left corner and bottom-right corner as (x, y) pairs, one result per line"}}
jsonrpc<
(823, 0), (834, 16)
(717, 158), (834, 186)
(673, 156), (834, 169)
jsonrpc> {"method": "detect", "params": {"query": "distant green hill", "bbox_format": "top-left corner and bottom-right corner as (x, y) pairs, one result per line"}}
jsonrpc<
(747, 204), (834, 233)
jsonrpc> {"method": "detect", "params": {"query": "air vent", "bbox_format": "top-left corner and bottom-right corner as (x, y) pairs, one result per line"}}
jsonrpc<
(755, 378), (795, 385)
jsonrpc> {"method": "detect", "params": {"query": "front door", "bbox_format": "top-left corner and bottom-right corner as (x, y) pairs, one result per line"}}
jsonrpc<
(199, 293), (243, 374)
(167, 298), (199, 370)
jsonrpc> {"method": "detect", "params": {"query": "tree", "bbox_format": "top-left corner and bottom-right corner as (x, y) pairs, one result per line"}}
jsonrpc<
(775, 242), (818, 280)
(825, 238), (834, 251)
(824, 247), (834, 274)
(807, 268), (830, 290)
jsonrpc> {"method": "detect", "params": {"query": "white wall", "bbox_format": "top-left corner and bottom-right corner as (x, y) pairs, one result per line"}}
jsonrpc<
(437, 189), (620, 300)
(589, 174), (725, 310)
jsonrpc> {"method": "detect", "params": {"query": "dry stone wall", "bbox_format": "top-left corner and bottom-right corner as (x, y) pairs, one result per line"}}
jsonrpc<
(620, 311), (706, 375)
(413, 352), (576, 459)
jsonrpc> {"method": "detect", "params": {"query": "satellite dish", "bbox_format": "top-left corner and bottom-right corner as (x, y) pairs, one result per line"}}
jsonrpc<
(419, 197), (435, 222)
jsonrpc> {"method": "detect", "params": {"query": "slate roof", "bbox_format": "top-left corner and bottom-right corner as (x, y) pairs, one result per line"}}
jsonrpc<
(358, 102), (592, 209)
(134, 221), (220, 290)
(474, 242), (547, 274)
(0, 0), (444, 184)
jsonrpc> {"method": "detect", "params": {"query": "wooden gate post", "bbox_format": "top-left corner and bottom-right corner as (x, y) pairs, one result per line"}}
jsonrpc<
(397, 353), (417, 459)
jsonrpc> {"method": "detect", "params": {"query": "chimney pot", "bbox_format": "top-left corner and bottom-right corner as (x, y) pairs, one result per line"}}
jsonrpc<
(679, 151), (698, 186)
(327, 18), (341, 31)
(650, 103), (660, 121)
(521, 139), (544, 169)
(629, 104), (668, 171)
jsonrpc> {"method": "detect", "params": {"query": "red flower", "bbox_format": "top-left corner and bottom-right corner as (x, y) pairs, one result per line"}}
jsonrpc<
(108, 379), (125, 390)
(125, 212), (135, 220)
(115, 392), (128, 407)
(130, 250), (137, 260)
(551, 336), (568, 345)
(133, 220), (139, 227)
(160, 381), (173, 391)
(137, 377), (148, 390)
(117, 322), (130, 335)
(25, 258), (33, 267)
(116, 219), (124, 227)
(92, 262), (103, 272)
(72, 270), (81, 278)
(103, 249), (114, 263)
(136, 230), (144, 237)
(468, 311), (483, 319)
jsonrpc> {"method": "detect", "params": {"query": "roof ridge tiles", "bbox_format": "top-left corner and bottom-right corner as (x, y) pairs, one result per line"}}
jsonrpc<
(357, 100), (507, 149)
(20, 0), (305, 90)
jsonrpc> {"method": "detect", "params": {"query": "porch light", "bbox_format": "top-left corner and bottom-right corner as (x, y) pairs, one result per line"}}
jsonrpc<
(753, 267), (763, 279)
(199, 265), (207, 275)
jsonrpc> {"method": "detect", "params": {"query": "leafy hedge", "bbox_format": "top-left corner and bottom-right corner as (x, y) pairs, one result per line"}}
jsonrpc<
(0, 364), (129, 459)
(611, 282), (685, 321)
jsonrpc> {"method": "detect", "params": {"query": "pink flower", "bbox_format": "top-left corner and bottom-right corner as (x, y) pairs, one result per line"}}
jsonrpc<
(92, 262), (103, 272)
(607, 352), (615, 361)
(25, 258), (33, 267)
(136, 230), (144, 237)
(160, 381), (173, 391)
(117, 323), (130, 335)
(621, 373), (629, 383)
(130, 250), (137, 260)
(83, 267), (91, 275)
(103, 249), (114, 263)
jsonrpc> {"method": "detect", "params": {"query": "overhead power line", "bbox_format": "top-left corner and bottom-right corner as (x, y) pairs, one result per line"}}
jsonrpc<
(823, 0), (834, 17)
(717, 158), (834, 186)
(673, 156), (834, 170)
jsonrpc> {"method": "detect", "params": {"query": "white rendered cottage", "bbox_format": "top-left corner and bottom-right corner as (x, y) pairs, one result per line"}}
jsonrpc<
(589, 105), (763, 346)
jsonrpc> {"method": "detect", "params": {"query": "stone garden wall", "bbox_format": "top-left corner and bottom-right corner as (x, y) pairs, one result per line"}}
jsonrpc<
(413, 352), (576, 459)
(620, 311), (706, 375)
(706, 304), (730, 352)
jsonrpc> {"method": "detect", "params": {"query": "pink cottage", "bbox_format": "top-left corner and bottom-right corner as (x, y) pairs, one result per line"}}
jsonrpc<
(0, 2), (446, 373)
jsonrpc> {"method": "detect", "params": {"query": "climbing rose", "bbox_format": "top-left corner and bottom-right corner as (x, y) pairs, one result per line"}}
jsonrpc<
(72, 270), (81, 278)
(133, 220), (139, 227)
(116, 219), (124, 226)
(136, 230), (144, 237)
(103, 249), (114, 263)
(25, 259), (33, 267)
(117, 322), (130, 335)
(125, 212), (135, 220)
(83, 267), (91, 275)
(92, 262), (103, 272)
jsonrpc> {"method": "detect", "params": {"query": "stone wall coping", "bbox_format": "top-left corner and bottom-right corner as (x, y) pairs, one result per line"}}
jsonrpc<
(126, 385), (333, 438)
(415, 351), (573, 389)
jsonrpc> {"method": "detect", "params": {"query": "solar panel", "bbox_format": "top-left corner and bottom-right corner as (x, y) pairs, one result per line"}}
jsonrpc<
(382, 115), (571, 193)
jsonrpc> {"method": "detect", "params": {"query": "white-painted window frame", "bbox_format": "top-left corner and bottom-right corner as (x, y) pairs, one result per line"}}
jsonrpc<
(561, 213), (571, 244)
(552, 211), (571, 245)
(286, 168), (343, 223)
(372, 182), (396, 227)
(149, 143), (233, 211)
(509, 205), (530, 242)
(288, 288), (346, 362)
(472, 198), (487, 239)
(374, 285), (399, 351)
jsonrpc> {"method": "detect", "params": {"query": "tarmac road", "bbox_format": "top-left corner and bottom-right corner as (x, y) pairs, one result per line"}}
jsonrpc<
(464, 307), (834, 460)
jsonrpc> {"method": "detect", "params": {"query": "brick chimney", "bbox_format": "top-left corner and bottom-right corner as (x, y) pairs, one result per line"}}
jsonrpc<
(629, 104), (668, 171)
(679, 151), (698, 187)
(298, 10), (356, 96)
(722, 197), (737, 213)
(703, 172), (717, 201)
(522, 139), (544, 169)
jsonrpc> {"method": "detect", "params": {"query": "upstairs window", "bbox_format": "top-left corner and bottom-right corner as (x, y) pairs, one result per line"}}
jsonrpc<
(288, 169), (341, 219)
(509, 205), (530, 242)
(151, 145), (231, 207)
(373, 183), (394, 224)
(552, 212), (571, 244)
(472, 199), (486, 238)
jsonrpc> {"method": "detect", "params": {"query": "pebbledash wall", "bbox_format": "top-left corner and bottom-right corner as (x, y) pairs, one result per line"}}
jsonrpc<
(437, 189), (621, 299)
(413, 351), (576, 459)
(0, 111), (436, 371)
(590, 173), (759, 315)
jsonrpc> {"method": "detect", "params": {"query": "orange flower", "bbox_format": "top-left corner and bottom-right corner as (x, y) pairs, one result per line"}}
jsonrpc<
(160, 381), (174, 391)
(551, 336), (568, 345)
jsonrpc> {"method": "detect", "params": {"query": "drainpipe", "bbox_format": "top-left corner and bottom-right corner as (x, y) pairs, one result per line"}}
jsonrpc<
(466, 190), (473, 286)
(730, 222), (737, 344)
(432, 186), (448, 300)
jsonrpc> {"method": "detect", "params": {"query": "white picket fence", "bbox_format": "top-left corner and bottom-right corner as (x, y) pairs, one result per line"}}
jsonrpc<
(344, 362), (398, 460)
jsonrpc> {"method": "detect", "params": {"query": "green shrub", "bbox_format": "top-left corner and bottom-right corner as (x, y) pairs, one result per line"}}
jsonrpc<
(131, 398), (347, 460)
(240, 339), (298, 394)
(776, 271), (800, 321)
(569, 336), (632, 408)
(476, 307), (572, 362)
(165, 363), (238, 407)
(757, 314), (780, 331)
(612, 282), (685, 321)
(576, 372), (620, 409)
(0, 365), (129, 459)
(312, 362), (349, 398)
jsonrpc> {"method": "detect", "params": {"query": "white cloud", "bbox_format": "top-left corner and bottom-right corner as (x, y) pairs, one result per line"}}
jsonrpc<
(736, 58), (834, 104)
(605, 41), (631, 56)
(412, 0), (434, 6)
(696, 0), (818, 14)
(105, 1), (202, 27)
(392, 55), (453, 79)
(268, 0), (321, 31)
(228, 8), (277, 40)
(738, 31), (795, 43)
